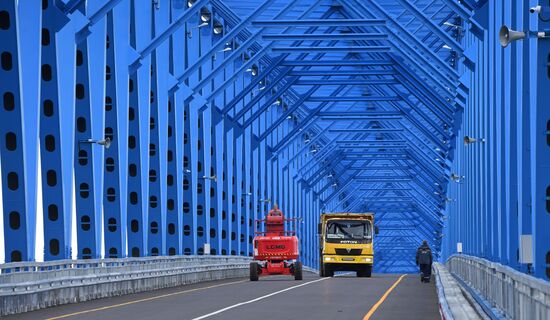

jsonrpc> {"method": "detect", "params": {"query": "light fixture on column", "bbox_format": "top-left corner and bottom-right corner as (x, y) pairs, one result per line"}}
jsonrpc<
(219, 42), (232, 53)
(450, 173), (464, 183)
(186, 21), (210, 38)
(463, 135), (485, 146)
(443, 21), (462, 29)
(201, 175), (217, 182)
(213, 21), (223, 35)
(79, 137), (111, 150)
(245, 64), (259, 76)
(200, 8), (211, 23)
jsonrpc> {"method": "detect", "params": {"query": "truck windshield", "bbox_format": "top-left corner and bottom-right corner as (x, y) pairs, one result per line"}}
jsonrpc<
(326, 220), (372, 243)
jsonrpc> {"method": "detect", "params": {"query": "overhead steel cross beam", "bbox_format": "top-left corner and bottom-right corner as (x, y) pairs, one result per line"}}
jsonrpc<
(167, 0), (288, 91)
(263, 33), (388, 41)
(363, 85), (450, 149)
(308, 97), (401, 102)
(321, 169), (364, 206)
(222, 3), (339, 117)
(283, 60), (393, 67)
(238, 36), (353, 128)
(298, 121), (373, 182)
(328, 128), (404, 133)
(75, 0), (125, 41)
(341, 0), (458, 90)
(272, 46), (391, 53)
(289, 70), (395, 76)
(295, 79), (398, 85)
(297, 121), (368, 179)
(252, 19), (386, 27)
(128, 0), (210, 71)
(269, 76), (360, 154)
(241, 42), (346, 129)
(268, 74), (362, 167)
(395, 0), (463, 53)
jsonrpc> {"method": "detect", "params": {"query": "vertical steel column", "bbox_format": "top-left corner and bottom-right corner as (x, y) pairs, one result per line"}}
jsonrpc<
(103, 11), (124, 258)
(221, 121), (229, 255)
(225, 127), (234, 254)
(235, 132), (243, 255)
(171, 4), (187, 258)
(166, 87), (180, 255)
(209, 22), (226, 257)
(0, 0), (33, 262)
(502, 0), (516, 267)
(210, 110), (222, 255)
(516, 0), (533, 274)
(39, 0), (70, 260)
(74, 3), (100, 259)
(199, 13), (213, 255)
(126, 0), (144, 257)
(251, 139), (260, 252)
(182, 100), (194, 254)
(164, 2), (185, 257)
(147, 46), (163, 256)
(532, 12), (550, 279)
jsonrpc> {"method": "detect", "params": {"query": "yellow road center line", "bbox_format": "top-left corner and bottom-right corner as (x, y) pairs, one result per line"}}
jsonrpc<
(44, 280), (247, 320)
(363, 274), (406, 320)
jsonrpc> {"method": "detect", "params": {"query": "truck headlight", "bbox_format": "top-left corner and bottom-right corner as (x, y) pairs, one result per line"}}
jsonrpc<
(324, 257), (335, 262)
(363, 257), (372, 263)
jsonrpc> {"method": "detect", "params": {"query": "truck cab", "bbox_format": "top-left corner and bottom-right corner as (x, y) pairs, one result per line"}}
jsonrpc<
(318, 213), (378, 277)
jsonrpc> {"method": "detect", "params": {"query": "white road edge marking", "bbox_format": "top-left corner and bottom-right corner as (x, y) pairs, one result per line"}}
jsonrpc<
(191, 277), (330, 319)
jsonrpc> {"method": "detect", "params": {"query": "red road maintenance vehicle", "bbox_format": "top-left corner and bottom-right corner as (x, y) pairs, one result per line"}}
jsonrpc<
(250, 209), (302, 281)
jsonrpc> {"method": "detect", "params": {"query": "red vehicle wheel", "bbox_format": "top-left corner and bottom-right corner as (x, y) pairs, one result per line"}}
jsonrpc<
(250, 262), (259, 281)
(294, 262), (303, 280)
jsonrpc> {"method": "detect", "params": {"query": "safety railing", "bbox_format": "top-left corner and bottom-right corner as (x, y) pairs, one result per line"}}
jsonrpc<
(0, 255), (251, 316)
(447, 254), (550, 320)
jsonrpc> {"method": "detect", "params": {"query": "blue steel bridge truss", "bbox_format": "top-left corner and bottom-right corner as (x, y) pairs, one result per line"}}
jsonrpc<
(0, 0), (548, 277)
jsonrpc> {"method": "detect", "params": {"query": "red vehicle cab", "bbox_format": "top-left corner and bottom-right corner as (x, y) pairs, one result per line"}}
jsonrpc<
(250, 209), (302, 281)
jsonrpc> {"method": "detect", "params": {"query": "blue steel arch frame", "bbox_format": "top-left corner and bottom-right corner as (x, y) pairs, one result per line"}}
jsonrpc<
(0, 0), (549, 280)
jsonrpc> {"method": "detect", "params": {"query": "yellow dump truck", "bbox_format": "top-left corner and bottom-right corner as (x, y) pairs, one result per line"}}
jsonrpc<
(318, 213), (378, 277)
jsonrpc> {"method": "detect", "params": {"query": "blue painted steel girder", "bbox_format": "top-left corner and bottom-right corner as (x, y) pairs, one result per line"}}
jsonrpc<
(0, 0), (510, 277)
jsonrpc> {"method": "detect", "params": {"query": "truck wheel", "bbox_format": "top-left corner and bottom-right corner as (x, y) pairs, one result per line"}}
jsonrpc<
(250, 262), (259, 281)
(364, 265), (372, 278)
(294, 262), (303, 280)
(325, 264), (334, 277)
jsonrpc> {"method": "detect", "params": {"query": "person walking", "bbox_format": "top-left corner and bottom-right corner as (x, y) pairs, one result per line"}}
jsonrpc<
(416, 240), (433, 283)
(269, 203), (283, 217)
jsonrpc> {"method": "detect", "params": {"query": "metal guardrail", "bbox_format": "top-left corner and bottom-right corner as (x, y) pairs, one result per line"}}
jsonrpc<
(0, 255), (251, 316)
(447, 255), (550, 320)
(433, 262), (485, 320)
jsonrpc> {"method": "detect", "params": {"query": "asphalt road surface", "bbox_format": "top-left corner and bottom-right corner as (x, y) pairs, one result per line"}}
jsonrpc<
(5, 273), (440, 320)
